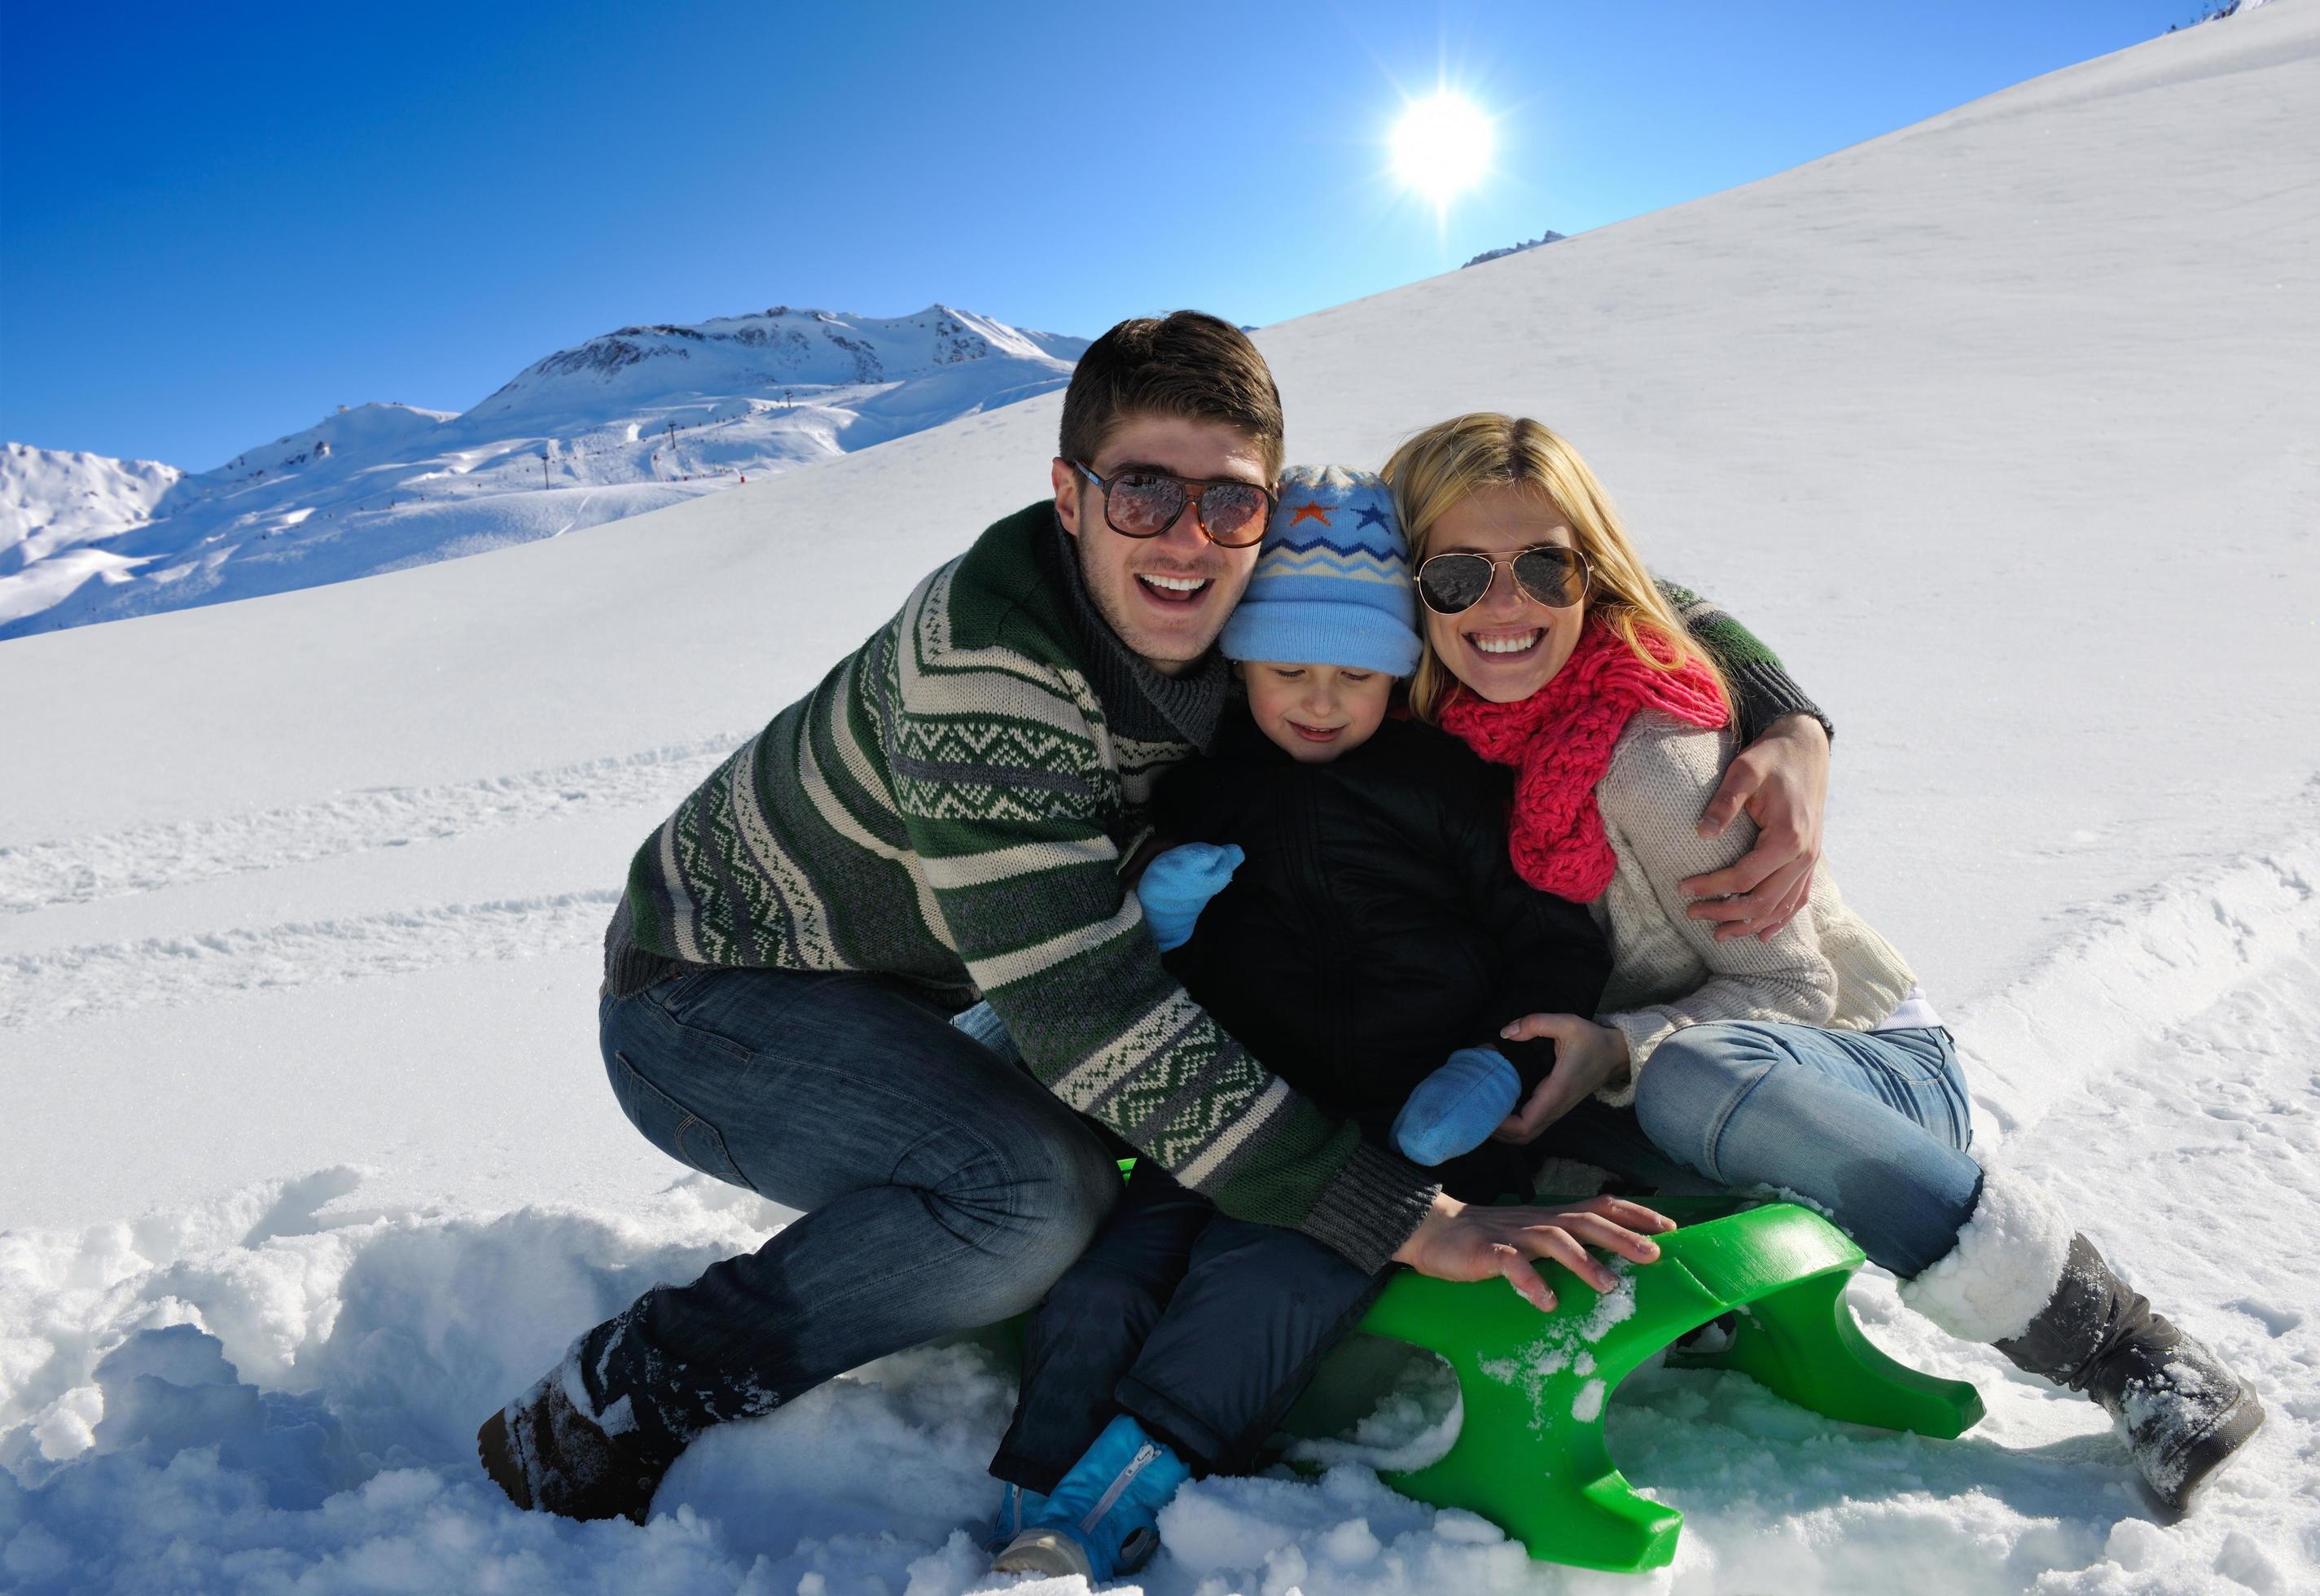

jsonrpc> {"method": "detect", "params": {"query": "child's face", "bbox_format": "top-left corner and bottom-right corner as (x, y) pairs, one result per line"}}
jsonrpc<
(1239, 661), (1395, 763)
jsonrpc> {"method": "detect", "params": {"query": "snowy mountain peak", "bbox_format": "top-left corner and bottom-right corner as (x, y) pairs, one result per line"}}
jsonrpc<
(2, 301), (1089, 638)
(2, 442), (184, 559)
(217, 402), (458, 480)
(475, 303), (1087, 423)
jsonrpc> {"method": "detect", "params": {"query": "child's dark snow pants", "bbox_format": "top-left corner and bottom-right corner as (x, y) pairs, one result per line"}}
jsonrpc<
(993, 1160), (1389, 1489)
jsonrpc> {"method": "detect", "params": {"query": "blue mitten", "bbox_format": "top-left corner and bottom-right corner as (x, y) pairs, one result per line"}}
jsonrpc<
(1136, 842), (1246, 952)
(1392, 1047), (1522, 1166)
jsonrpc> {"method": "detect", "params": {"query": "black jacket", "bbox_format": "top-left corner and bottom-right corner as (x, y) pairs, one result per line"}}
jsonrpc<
(1156, 708), (1612, 1200)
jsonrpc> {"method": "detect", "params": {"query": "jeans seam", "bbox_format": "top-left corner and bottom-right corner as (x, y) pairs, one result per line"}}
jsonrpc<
(879, 1083), (1115, 1266)
(885, 1122), (1044, 1261)
(1697, 1059), (1779, 1186)
(609, 1048), (757, 1191)
(634, 990), (757, 1066)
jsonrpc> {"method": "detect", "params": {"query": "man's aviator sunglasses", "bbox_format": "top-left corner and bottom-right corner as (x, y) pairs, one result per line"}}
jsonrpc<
(1069, 460), (1276, 548)
(1416, 546), (1592, 614)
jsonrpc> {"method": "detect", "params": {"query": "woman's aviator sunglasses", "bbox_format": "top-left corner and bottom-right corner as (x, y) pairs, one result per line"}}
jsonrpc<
(1417, 546), (1592, 614)
(1069, 460), (1276, 548)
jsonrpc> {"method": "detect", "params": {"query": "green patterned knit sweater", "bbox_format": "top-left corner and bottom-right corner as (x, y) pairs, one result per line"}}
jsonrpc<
(603, 502), (1823, 1271)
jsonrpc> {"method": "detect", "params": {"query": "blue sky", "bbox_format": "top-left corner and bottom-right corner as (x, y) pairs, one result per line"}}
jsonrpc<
(2, 0), (2206, 469)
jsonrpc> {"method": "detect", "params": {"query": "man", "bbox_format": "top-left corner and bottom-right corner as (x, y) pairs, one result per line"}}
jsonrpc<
(477, 311), (1832, 1523)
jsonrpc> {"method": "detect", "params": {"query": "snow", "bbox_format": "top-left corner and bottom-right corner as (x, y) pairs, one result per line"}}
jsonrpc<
(1896, 1166), (2074, 1344)
(0, 306), (1086, 640)
(0, 444), (187, 625)
(2, 2), (2318, 1591)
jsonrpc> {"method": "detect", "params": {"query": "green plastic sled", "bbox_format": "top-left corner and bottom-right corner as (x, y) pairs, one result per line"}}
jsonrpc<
(983, 1171), (1981, 1575)
(1321, 1195), (1984, 1573)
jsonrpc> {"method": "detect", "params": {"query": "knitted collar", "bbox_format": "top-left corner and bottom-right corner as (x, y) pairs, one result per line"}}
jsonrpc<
(1039, 511), (1231, 753)
(1436, 621), (1727, 901)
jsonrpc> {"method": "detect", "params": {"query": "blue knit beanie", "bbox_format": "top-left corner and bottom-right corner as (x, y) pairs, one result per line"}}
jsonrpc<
(1218, 464), (1421, 675)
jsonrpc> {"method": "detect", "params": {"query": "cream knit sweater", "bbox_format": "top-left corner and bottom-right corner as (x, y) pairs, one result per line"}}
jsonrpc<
(1588, 712), (1919, 1105)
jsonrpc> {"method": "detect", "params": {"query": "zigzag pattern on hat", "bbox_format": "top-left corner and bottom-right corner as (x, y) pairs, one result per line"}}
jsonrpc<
(1251, 546), (1410, 587)
(1259, 530), (1407, 559)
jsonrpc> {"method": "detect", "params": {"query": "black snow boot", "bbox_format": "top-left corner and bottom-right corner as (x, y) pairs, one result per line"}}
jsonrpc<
(476, 1353), (681, 1524)
(1994, 1234), (2265, 1513)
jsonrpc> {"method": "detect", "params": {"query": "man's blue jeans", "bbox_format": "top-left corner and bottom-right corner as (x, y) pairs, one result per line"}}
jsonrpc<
(581, 968), (1123, 1453)
(1625, 1021), (1982, 1278)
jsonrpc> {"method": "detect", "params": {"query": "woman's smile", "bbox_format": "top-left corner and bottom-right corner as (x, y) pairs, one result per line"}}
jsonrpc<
(1421, 485), (1585, 703)
(1467, 627), (1544, 657)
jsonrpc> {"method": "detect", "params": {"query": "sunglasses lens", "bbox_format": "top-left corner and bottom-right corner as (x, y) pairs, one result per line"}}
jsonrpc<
(1104, 471), (1186, 536)
(1418, 553), (1494, 612)
(1512, 542), (1586, 603)
(1197, 483), (1270, 546)
(1513, 547), (1585, 607)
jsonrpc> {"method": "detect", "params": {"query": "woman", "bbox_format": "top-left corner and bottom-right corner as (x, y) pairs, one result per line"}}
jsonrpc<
(1382, 413), (2263, 1511)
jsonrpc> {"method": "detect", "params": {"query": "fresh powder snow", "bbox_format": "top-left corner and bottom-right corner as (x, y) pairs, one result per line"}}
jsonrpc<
(2, 4), (2317, 1592)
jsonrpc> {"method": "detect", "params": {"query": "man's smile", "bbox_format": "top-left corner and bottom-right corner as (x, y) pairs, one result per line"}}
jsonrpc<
(1134, 572), (1215, 606)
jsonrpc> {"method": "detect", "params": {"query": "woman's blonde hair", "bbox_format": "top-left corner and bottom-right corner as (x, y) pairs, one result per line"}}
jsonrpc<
(1382, 413), (1729, 722)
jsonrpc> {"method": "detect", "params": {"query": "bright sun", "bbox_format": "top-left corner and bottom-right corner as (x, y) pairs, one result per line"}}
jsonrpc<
(1391, 91), (1494, 208)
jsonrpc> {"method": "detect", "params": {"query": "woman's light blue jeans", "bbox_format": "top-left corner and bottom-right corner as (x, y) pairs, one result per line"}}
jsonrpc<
(1626, 1021), (1982, 1277)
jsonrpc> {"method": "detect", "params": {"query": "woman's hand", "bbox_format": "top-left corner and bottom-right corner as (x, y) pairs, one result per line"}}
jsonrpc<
(1682, 712), (1828, 941)
(1490, 1013), (1631, 1143)
(1391, 1190), (1672, 1311)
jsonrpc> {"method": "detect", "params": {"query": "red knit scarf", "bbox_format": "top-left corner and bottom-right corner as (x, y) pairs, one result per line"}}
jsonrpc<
(1436, 621), (1728, 901)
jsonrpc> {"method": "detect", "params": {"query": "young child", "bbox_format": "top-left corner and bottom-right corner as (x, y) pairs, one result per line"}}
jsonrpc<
(978, 467), (1612, 1582)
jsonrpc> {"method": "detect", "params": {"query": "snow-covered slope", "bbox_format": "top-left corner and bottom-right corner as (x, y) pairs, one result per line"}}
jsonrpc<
(2, 5), (2317, 1592)
(0, 305), (1085, 639)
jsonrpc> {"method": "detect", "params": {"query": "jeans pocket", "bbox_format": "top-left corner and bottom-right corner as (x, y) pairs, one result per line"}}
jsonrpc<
(607, 1048), (752, 1190)
(646, 969), (717, 1016)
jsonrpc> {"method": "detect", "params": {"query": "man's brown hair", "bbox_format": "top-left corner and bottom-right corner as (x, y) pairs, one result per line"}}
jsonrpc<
(1058, 311), (1285, 481)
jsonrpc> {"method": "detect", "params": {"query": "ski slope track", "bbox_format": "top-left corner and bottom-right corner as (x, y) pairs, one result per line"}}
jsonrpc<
(2, 7), (2318, 1592)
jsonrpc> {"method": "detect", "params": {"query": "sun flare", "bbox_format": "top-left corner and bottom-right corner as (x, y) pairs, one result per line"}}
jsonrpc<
(1391, 91), (1494, 208)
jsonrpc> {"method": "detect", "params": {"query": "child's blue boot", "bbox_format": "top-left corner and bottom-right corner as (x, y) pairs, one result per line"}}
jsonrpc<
(988, 1414), (1191, 1582)
(980, 1481), (1049, 1553)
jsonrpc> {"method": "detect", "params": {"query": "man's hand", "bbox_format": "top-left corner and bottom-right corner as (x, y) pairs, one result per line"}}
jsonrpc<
(1681, 712), (1828, 941)
(1391, 1191), (1673, 1311)
(1490, 1014), (1631, 1143)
